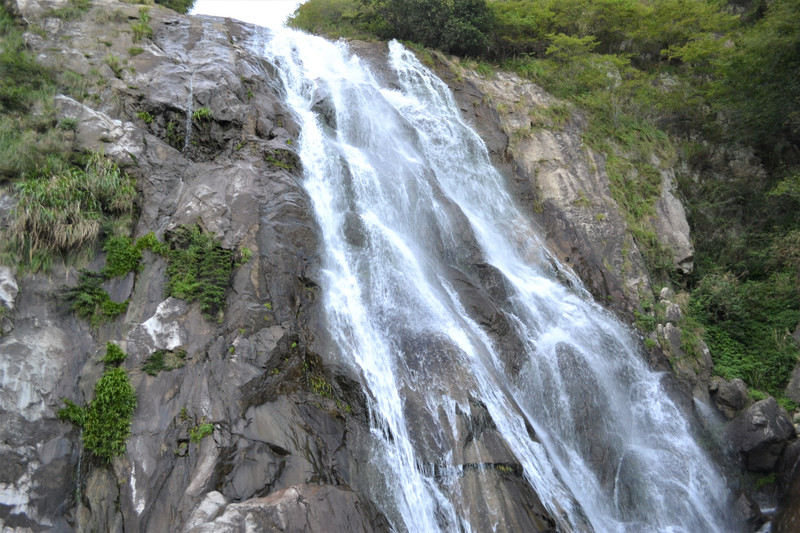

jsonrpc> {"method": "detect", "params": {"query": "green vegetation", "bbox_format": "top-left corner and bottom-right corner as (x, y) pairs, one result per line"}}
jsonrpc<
(191, 106), (212, 122)
(65, 269), (129, 324)
(58, 345), (137, 463)
(131, 7), (154, 42)
(128, 46), (144, 56)
(155, 0), (197, 14)
(102, 342), (127, 365)
(163, 225), (234, 318)
(292, 0), (800, 405)
(142, 348), (186, 375)
(105, 55), (123, 79)
(45, 0), (92, 21)
(8, 152), (136, 263)
(189, 422), (213, 443)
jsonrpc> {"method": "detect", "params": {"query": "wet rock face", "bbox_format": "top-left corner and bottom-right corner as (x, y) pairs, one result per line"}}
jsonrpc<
(430, 57), (694, 318)
(0, 1), (389, 531)
(725, 398), (794, 472)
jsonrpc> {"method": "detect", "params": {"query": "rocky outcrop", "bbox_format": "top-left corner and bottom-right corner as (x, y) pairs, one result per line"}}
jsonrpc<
(430, 58), (693, 317)
(0, 3), (568, 532)
(710, 376), (749, 419)
(725, 398), (795, 472)
(0, 1), (389, 531)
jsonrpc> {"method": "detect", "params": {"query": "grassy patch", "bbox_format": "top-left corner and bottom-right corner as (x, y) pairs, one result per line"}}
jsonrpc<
(689, 270), (800, 399)
(8, 152), (137, 265)
(45, 0), (92, 21)
(131, 7), (154, 42)
(189, 421), (213, 443)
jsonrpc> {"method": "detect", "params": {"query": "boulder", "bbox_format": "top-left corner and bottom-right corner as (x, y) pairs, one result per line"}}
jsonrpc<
(724, 397), (794, 471)
(709, 376), (749, 419)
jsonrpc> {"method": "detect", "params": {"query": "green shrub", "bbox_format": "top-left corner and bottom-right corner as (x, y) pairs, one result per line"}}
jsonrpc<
(105, 55), (123, 79)
(64, 269), (129, 325)
(102, 235), (143, 278)
(164, 226), (233, 318)
(690, 270), (800, 398)
(102, 342), (127, 365)
(58, 356), (137, 463)
(189, 422), (213, 443)
(142, 348), (185, 375)
(82, 367), (137, 462)
(191, 107), (212, 122)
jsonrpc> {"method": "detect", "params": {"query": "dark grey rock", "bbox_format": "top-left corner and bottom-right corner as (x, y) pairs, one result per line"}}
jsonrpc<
(724, 397), (794, 471)
(710, 376), (749, 419)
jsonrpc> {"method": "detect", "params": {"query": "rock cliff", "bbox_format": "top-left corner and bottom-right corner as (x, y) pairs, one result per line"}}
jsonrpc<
(0, 0), (780, 531)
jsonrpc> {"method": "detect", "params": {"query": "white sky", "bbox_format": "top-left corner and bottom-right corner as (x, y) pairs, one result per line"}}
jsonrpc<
(190, 0), (304, 28)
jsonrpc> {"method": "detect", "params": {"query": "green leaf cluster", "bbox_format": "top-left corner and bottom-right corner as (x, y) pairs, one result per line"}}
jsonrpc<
(131, 7), (154, 43)
(64, 232), (164, 325)
(142, 348), (186, 375)
(690, 270), (800, 398)
(64, 269), (129, 325)
(189, 422), (214, 443)
(58, 345), (137, 463)
(164, 226), (234, 318)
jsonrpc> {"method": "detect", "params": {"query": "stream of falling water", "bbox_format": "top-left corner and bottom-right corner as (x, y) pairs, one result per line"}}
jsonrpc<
(249, 26), (740, 533)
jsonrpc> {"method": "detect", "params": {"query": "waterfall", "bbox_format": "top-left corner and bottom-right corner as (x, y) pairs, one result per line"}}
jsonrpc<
(251, 26), (739, 533)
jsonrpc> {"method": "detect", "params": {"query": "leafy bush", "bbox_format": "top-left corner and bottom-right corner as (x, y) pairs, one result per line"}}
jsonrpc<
(102, 343), (127, 365)
(102, 235), (144, 278)
(189, 422), (213, 443)
(65, 269), (129, 325)
(191, 107), (212, 122)
(58, 360), (137, 463)
(142, 348), (185, 375)
(690, 270), (800, 397)
(82, 367), (137, 462)
(131, 7), (154, 42)
(164, 225), (234, 318)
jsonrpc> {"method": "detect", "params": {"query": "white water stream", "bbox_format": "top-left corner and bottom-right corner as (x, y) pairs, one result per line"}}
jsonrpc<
(250, 26), (739, 533)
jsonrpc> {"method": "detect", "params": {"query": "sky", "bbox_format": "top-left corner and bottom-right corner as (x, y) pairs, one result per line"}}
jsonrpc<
(190, 0), (304, 28)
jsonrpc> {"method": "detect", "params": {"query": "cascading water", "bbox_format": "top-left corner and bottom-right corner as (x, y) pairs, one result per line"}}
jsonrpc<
(250, 25), (740, 533)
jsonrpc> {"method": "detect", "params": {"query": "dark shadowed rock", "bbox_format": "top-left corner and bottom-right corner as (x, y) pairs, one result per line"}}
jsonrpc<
(725, 397), (794, 471)
(710, 376), (749, 419)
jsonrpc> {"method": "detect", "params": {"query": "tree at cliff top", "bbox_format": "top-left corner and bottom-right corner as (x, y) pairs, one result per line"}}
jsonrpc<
(155, 0), (196, 14)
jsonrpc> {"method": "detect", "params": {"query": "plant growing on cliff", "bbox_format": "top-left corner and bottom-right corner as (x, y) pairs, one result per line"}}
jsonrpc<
(65, 269), (129, 325)
(131, 7), (154, 42)
(189, 421), (214, 443)
(155, 0), (197, 14)
(9, 152), (137, 263)
(163, 225), (234, 319)
(58, 345), (138, 463)
(191, 107), (212, 122)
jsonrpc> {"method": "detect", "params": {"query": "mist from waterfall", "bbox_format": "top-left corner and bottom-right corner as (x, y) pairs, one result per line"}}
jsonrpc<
(248, 25), (740, 533)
